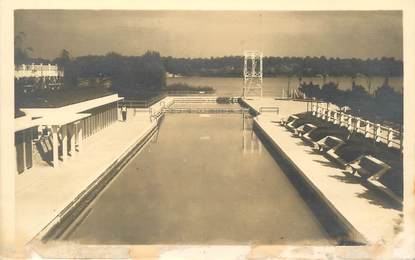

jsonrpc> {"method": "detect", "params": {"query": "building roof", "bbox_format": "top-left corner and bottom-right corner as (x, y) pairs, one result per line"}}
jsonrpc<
(22, 94), (123, 116)
(16, 87), (116, 109)
(16, 93), (123, 132)
(36, 113), (91, 127)
(15, 115), (42, 132)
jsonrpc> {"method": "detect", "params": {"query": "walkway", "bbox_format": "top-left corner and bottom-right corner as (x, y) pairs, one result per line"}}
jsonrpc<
(244, 98), (402, 244)
(15, 99), (169, 246)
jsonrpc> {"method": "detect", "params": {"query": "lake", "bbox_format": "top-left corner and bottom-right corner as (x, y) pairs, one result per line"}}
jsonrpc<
(167, 76), (403, 97)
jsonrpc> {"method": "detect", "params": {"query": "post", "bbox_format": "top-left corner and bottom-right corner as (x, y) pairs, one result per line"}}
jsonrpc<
(387, 128), (393, 147)
(339, 112), (344, 127)
(333, 111), (339, 125)
(61, 124), (67, 161)
(375, 124), (381, 143)
(69, 123), (76, 156)
(321, 107), (326, 120)
(79, 123), (83, 149)
(348, 116), (353, 131)
(316, 106), (320, 118)
(75, 121), (83, 151)
(52, 125), (59, 168)
(116, 101), (119, 121)
(24, 129), (33, 170)
(365, 121), (370, 138)
(356, 118), (361, 133)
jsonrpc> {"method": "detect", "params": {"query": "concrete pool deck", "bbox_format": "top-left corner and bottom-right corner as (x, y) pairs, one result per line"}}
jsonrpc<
(243, 97), (402, 245)
(15, 97), (174, 248)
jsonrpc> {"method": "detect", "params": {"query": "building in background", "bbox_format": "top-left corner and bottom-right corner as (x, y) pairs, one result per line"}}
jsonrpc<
(15, 63), (64, 93)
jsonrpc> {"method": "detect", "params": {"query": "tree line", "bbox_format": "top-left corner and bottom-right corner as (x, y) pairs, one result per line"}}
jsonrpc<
(163, 56), (403, 78)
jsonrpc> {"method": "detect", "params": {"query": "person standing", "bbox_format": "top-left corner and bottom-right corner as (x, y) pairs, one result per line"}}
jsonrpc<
(121, 104), (127, 122)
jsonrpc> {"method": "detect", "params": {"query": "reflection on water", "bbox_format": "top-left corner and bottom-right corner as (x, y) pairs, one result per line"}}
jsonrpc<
(66, 112), (330, 245)
(242, 113), (262, 155)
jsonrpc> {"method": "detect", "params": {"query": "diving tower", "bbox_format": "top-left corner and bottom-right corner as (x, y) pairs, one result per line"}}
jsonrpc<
(243, 50), (263, 98)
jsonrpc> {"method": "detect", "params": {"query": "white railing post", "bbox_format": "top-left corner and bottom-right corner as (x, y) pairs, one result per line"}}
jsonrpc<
(347, 116), (353, 131)
(339, 112), (344, 127)
(375, 124), (382, 142)
(365, 121), (371, 138)
(356, 118), (361, 133)
(321, 107), (326, 120)
(387, 128), (393, 147)
(333, 111), (339, 125)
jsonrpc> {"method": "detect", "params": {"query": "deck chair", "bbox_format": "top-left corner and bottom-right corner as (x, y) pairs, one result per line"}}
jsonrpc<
(293, 123), (317, 138)
(280, 114), (299, 126)
(298, 124), (318, 143)
(285, 115), (300, 132)
(313, 135), (345, 153)
(347, 155), (391, 180)
(346, 155), (401, 205)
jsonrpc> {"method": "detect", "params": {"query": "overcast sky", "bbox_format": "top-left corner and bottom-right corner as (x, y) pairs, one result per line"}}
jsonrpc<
(14, 10), (403, 60)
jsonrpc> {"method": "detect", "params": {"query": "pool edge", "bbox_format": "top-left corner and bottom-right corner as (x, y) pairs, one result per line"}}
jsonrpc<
(31, 122), (160, 243)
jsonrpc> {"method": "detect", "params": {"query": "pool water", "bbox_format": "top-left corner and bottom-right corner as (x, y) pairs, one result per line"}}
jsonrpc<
(65, 112), (331, 245)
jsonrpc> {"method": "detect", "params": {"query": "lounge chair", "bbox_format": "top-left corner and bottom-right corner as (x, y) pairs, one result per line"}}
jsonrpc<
(280, 114), (299, 126)
(313, 135), (345, 153)
(285, 115), (300, 132)
(294, 123), (317, 139)
(346, 155), (401, 205)
(347, 155), (391, 180)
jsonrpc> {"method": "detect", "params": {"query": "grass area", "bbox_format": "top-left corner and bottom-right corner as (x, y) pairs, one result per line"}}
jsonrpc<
(293, 112), (403, 197)
(16, 86), (115, 108)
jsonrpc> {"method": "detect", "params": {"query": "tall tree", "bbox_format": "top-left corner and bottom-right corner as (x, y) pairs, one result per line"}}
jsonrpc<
(14, 32), (33, 64)
(53, 49), (78, 88)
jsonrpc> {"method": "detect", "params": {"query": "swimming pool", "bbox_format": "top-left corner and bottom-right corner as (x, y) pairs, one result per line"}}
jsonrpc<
(63, 112), (331, 245)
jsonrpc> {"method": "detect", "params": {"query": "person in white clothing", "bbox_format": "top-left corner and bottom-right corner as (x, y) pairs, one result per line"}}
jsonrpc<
(121, 104), (127, 122)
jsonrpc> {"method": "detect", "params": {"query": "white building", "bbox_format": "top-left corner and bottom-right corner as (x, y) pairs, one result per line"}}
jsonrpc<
(15, 63), (64, 79)
(15, 94), (123, 174)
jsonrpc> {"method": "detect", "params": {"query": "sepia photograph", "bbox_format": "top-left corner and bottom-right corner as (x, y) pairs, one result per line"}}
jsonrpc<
(1, 1), (415, 259)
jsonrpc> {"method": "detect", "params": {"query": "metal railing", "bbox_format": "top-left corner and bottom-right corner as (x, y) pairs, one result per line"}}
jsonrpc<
(119, 94), (167, 109)
(259, 107), (279, 114)
(311, 103), (403, 150)
(164, 107), (249, 114)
